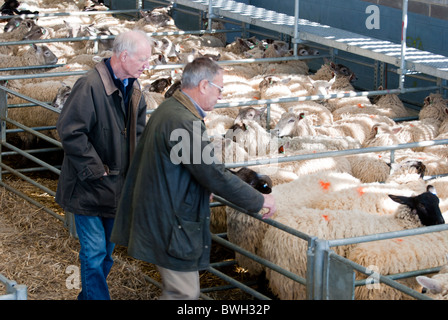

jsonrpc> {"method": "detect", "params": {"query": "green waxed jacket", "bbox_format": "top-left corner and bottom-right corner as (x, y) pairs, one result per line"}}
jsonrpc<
(111, 90), (265, 271)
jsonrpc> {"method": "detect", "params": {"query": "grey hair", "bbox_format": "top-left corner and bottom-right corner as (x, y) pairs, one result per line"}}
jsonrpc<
(112, 30), (153, 57)
(181, 57), (223, 90)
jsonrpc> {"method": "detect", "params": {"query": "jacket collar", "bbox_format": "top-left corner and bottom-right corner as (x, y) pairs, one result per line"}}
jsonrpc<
(96, 59), (118, 96)
(95, 59), (143, 158)
(172, 89), (204, 120)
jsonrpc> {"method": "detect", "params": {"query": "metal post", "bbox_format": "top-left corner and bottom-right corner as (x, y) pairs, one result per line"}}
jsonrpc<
(293, 0), (300, 56)
(0, 87), (6, 182)
(313, 239), (330, 300)
(208, 0), (213, 31)
(399, 0), (409, 91)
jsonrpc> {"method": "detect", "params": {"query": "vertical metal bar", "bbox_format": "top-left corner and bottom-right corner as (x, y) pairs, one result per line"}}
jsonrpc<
(266, 103), (271, 131)
(399, 0), (409, 91)
(306, 236), (317, 300)
(0, 87), (6, 182)
(293, 0), (300, 56)
(313, 239), (330, 300)
(208, 0), (213, 31)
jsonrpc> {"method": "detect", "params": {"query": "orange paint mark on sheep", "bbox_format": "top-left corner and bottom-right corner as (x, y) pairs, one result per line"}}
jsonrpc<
(357, 103), (364, 108)
(322, 214), (330, 221)
(393, 238), (403, 243)
(357, 187), (365, 196)
(319, 180), (331, 190)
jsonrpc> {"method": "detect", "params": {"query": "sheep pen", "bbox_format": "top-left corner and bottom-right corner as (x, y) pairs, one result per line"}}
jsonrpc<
(1, 0), (448, 301)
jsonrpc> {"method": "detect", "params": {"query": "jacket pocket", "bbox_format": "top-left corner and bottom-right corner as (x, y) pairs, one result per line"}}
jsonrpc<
(167, 215), (203, 261)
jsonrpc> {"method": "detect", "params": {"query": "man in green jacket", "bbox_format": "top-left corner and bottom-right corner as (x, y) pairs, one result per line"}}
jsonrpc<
(111, 57), (276, 300)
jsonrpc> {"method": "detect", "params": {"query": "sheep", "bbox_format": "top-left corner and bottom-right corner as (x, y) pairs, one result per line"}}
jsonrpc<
(5, 79), (77, 148)
(416, 254), (448, 300)
(422, 131), (448, 159)
(370, 88), (410, 118)
(311, 61), (356, 81)
(273, 168), (430, 215)
(209, 166), (272, 234)
(224, 120), (277, 158)
(330, 88), (409, 121)
(203, 19), (226, 47)
(136, 6), (175, 29)
(278, 134), (361, 154)
(346, 153), (391, 183)
(0, 18), (44, 54)
(361, 122), (404, 148)
(3, 16), (23, 32)
(0, 24), (47, 55)
(347, 232), (448, 300)
(261, 182), (445, 300)
(419, 93), (448, 122)
(275, 108), (390, 145)
(0, 44), (58, 77)
(285, 102), (334, 126)
(273, 111), (317, 137)
(141, 89), (165, 121)
(52, 82), (72, 110)
(225, 36), (261, 55)
(205, 112), (235, 137)
(364, 118), (441, 151)
(0, 18), (37, 41)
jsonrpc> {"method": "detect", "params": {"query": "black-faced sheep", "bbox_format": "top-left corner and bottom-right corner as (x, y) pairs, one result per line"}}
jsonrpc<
(262, 182), (445, 300)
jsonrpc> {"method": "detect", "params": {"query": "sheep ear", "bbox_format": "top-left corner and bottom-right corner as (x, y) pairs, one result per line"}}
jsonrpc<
(427, 185), (437, 195)
(416, 276), (443, 294)
(391, 127), (402, 134)
(388, 194), (412, 206)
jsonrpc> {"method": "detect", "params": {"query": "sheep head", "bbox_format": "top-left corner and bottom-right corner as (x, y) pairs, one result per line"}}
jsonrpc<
(231, 167), (272, 194)
(234, 106), (266, 126)
(388, 185), (444, 227)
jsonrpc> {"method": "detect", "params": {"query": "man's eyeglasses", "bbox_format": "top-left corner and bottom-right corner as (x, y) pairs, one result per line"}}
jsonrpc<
(208, 81), (223, 94)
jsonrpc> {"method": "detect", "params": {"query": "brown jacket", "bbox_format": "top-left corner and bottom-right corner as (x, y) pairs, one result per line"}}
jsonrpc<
(55, 60), (147, 217)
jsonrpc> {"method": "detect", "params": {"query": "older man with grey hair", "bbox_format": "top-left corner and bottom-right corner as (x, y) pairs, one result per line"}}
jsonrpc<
(56, 30), (153, 300)
(112, 57), (276, 300)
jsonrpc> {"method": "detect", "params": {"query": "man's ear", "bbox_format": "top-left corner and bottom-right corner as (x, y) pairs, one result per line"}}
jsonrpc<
(198, 79), (209, 94)
(120, 50), (128, 62)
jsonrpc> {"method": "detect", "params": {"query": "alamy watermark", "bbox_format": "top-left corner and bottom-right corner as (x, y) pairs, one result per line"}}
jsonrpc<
(365, 5), (380, 30)
(169, 121), (279, 169)
(65, 265), (80, 290)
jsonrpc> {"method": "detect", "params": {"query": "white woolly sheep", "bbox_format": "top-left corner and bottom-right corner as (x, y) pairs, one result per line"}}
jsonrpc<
(348, 234), (448, 300)
(261, 181), (444, 300)
(416, 254), (448, 300)
(419, 93), (448, 122)
(369, 88), (410, 119)
(6, 79), (77, 148)
(0, 44), (58, 76)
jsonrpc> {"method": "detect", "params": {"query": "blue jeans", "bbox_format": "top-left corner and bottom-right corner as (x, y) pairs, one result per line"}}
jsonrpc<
(74, 214), (115, 300)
